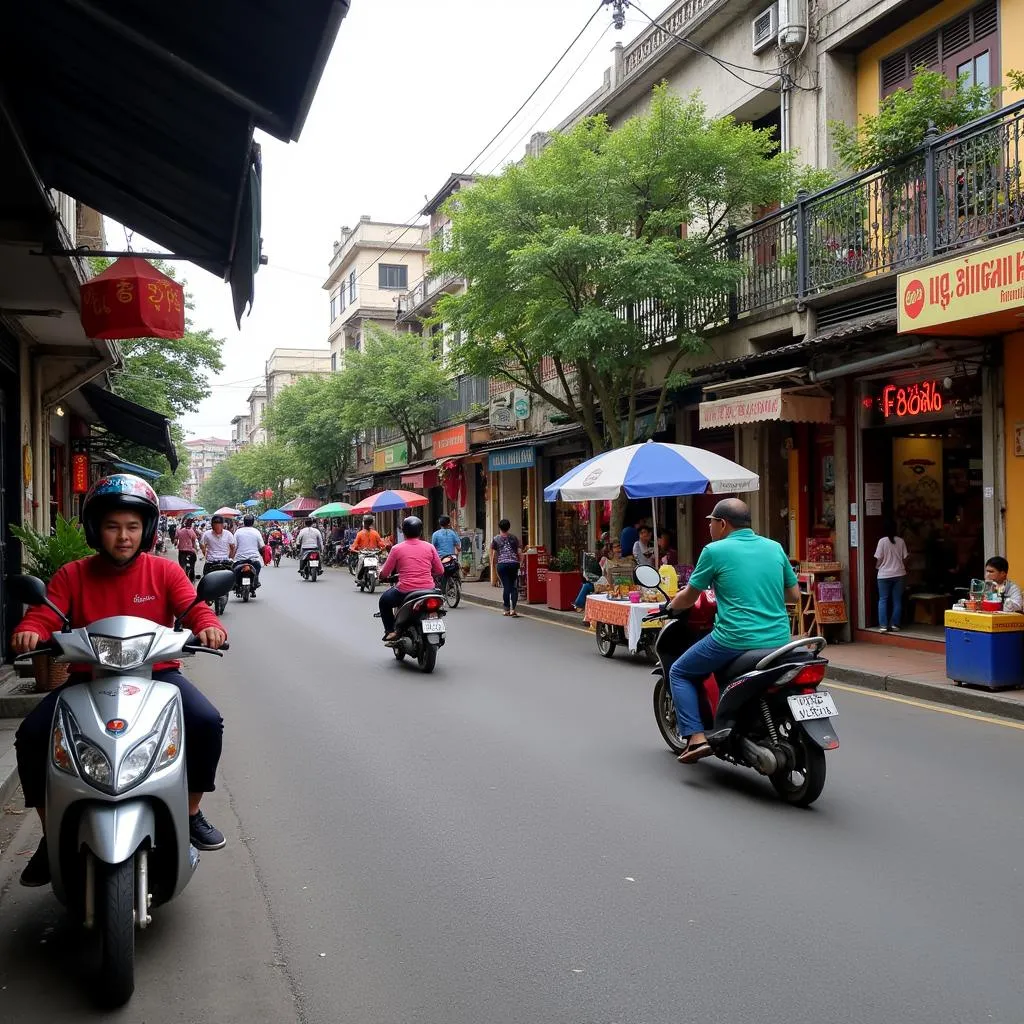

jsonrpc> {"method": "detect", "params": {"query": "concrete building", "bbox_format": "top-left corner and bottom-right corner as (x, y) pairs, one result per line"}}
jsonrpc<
(324, 217), (429, 371)
(264, 348), (332, 405)
(182, 437), (231, 500)
(247, 385), (268, 445)
(229, 412), (251, 450)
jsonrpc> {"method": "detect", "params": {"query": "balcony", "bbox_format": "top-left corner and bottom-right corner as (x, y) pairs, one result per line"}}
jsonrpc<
(397, 268), (464, 323)
(436, 374), (489, 425)
(622, 0), (723, 79)
(636, 98), (1024, 341)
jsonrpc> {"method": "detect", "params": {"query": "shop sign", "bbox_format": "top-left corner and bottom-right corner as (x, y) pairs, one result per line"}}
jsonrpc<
(432, 424), (469, 458)
(513, 391), (531, 419)
(488, 445), (536, 472)
(619, 410), (667, 441)
(877, 379), (944, 419)
(699, 389), (831, 428)
(490, 390), (529, 429)
(490, 406), (516, 429)
(373, 442), (408, 472)
(897, 237), (1024, 332)
(71, 453), (89, 494)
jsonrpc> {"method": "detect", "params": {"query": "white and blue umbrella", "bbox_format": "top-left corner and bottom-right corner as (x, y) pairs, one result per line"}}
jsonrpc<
(544, 440), (758, 540)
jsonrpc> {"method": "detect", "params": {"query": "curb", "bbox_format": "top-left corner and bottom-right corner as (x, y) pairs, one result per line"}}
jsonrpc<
(0, 742), (18, 809)
(461, 592), (587, 630)
(826, 665), (1024, 722)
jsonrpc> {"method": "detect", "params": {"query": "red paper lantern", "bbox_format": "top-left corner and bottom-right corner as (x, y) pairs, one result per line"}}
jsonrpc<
(71, 453), (89, 494)
(80, 257), (185, 340)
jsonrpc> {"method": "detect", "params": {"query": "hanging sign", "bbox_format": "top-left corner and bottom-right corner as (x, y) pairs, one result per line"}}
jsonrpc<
(80, 257), (185, 340)
(71, 453), (89, 493)
(432, 424), (469, 458)
(488, 445), (536, 472)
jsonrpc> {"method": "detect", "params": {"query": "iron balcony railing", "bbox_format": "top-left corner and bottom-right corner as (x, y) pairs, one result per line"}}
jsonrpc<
(633, 97), (1024, 341)
(436, 374), (489, 424)
(397, 269), (464, 323)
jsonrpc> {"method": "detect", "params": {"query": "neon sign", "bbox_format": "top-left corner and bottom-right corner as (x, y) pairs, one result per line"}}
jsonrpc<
(880, 380), (943, 418)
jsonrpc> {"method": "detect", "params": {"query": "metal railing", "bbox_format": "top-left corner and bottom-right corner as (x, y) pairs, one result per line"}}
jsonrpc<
(622, 0), (721, 78)
(398, 269), (463, 322)
(436, 374), (489, 423)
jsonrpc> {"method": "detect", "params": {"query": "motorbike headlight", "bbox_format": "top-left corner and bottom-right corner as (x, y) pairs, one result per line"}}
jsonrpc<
(75, 738), (112, 787)
(117, 734), (161, 790)
(115, 700), (180, 792)
(90, 633), (154, 670)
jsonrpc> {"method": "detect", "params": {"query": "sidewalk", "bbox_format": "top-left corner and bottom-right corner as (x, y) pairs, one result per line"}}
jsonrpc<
(460, 582), (1024, 721)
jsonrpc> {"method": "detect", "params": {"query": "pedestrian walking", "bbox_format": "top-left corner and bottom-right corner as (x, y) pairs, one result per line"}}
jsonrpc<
(490, 518), (523, 617)
(874, 521), (908, 632)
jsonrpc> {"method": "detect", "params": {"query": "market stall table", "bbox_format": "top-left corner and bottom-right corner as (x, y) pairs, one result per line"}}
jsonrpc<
(585, 593), (663, 658)
(944, 609), (1024, 691)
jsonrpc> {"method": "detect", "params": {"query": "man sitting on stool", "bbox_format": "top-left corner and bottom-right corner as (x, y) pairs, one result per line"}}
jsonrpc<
(984, 556), (1023, 612)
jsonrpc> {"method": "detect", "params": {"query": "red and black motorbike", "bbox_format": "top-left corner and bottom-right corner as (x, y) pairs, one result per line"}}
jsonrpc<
(232, 558), (259, 602)
(635, 565), (839, 807)
(300, 549), (322, 582)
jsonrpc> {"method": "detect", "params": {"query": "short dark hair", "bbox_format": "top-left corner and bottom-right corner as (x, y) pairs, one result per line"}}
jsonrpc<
(498, 518), (511, 531)
(986, 556), (1009, 573)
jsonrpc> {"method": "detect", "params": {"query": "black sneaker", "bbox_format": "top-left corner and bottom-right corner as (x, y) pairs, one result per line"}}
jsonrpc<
(189, 810), (226, 851)
(20, 836), (51, 887)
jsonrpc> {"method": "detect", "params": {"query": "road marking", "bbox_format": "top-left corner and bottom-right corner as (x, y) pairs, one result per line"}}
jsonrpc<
(464, 599), (1024, 731)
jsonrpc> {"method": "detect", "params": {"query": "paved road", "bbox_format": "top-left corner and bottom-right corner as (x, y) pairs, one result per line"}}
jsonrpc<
(2, 559), (1023, 1023)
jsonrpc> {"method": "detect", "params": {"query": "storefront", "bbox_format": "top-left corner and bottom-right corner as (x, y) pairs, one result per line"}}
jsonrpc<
(487, 442), (537, 551)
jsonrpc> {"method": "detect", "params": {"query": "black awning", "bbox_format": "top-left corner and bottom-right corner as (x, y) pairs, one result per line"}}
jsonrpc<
(81, 384), (178, 472)
(0, 1), (347, 322)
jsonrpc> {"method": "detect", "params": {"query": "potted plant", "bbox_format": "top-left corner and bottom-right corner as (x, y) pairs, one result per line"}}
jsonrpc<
(9, 515), (93, 691)
(546, 547), (583, 611)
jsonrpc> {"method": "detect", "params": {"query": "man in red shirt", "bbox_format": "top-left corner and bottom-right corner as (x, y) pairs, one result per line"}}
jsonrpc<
(12, 474), (228, 888)
(377, 516), (443, 642)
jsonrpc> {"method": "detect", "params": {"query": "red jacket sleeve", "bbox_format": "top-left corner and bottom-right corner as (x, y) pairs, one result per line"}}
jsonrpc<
(164, 560), (225, 638)
(14, 563), (76, 641)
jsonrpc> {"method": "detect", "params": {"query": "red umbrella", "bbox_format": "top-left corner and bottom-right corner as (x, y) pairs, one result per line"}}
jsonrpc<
(280, 496), (321, 516)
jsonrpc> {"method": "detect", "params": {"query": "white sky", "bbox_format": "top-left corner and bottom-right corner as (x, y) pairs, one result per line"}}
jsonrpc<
(148, 0), (654, 441)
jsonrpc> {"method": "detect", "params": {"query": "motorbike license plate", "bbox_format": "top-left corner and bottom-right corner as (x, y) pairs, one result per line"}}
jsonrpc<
(787, 690), (838, 721)
(422, 619), (446, 634)
(364, 559), (378, 568)
(242, 577), (251, 586)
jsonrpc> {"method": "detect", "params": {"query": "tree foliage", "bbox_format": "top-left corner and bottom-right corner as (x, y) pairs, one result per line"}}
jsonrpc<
(430, 85), (795, 456)
(196, 460), (247, 515)
(263, 374), (356, 488)
(197, 442), (301, 513)
(336, 325), (452, 459)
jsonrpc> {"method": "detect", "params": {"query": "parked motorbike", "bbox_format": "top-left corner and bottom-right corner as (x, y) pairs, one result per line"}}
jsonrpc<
(436, 554), (462, 609)
(356, 549), (381, 593)
(634, 565), (838, 807)
(232, 559), (258, 602)
(8, 570), (235, 1007)
(300, 549), (322, 582)
(376, 587), (447, 673)
(201, 560), (232, 615)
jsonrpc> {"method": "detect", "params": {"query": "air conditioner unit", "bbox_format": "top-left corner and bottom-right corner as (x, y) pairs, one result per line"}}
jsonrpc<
(752, 3), (778, 54)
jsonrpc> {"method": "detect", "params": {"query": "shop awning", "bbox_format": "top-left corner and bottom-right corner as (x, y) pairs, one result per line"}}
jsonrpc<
(0, 1), (348, 324)
(401, 468), (439, 489)
(81, 383), (178, 471)
(108, 459), (163, 481)
(698, 388), (832, 429)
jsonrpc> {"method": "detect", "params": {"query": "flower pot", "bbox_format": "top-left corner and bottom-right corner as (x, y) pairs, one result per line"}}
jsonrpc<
(33, 655), (70, 693)
(547, 570), (583, 611)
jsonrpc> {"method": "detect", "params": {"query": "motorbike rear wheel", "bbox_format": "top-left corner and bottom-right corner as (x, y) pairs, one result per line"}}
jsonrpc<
(653, 676), (686, 754)
(444, 576), (461, 609)
(367, 576), (376, 595)
(348, 554), (358, 576)
(97, 858), (135, 1007)
(418, 644), (437, 673)
(770, 733), (826, 807)
(311, 569), (318, 582)
(242, 588), (250, 602)
(596, 623), (617, 658)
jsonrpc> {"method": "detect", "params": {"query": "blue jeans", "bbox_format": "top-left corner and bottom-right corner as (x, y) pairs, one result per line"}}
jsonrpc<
(497, 563), (519, 611)
(573, 581), (595, 609)
(878, 576), (904, 628)
(668, 633), (745, 738)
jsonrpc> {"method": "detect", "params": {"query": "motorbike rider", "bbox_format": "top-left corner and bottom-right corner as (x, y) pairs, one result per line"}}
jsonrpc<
(665, 498), (800, 764)
(10, 474), (228, 887)
(200, 514), (236, 572)
(175, 516), (199, 580)
(431, 514), (461, 560)
(295, 516), (324, 574)
(232, 514), (265, 588)
(377, 516), (444, 642)
(351, 514), (385, 583)
(267, 524), (285, 558)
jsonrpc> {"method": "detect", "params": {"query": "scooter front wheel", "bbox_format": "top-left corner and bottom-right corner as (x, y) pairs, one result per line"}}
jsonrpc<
(444, 577), (461, 609)
(98, 858), (135, 1007)
(653, 675), (685, 754)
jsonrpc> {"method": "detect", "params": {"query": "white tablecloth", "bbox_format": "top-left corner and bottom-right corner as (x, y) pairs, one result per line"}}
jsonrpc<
(585, 594), (663, 652)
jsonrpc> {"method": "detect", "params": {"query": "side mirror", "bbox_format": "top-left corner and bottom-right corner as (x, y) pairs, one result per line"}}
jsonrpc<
(7, 574), (73, 632)
(633, 564), (662, 589)
(196, 570), (235, 602)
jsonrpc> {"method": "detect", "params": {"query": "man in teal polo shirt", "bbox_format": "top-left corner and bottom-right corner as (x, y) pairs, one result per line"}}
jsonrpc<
(667, 498), (799, 764)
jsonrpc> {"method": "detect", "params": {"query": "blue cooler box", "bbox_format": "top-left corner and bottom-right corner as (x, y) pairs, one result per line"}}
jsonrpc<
(945, 628), (1024, 690)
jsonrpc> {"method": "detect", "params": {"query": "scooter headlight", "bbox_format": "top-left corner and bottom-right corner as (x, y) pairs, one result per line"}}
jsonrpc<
(115, 701), (180, 792)
(75, 738), (112, 787)
(90, 633), (154, 670)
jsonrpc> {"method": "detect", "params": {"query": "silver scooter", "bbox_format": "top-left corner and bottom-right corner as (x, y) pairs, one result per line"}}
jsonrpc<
(9, 570), (235, 1007)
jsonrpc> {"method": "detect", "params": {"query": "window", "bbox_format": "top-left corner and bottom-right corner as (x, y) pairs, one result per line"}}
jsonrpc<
(339, 286), (347, 313)
(330, 294), (337, 321)
(378, 264), (408, 290)
(331, 352), (337, 372)
(349, 269), (356, 302)
(880, 0), (998, 97)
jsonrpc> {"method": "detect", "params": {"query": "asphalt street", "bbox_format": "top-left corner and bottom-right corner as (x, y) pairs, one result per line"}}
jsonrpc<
(1, 557), (1023, 1024)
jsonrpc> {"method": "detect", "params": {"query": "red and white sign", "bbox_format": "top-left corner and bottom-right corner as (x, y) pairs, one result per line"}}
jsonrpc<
(71, 453), (89, 494)
(699, 389), (831, 429)
(432, 424), (469, 458)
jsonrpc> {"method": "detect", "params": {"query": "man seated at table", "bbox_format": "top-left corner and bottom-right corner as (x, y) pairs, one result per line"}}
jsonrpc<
(984, 556), (1023, 612)
(574, 542), (620, 615)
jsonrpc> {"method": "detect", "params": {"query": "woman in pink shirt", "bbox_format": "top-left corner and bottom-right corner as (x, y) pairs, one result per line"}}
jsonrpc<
(377, 516), (443, 641)
(175, 516), (199, 581)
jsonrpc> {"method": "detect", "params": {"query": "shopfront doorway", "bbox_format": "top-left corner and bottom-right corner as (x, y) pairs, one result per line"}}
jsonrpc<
(857, 371), (985, 642)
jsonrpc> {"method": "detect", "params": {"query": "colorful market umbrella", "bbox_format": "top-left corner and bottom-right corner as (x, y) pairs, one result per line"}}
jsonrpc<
(158, 495), (200, 514)
(241, 498), (260, 508)
(543, 439), (758, 541)
(280, 496), (321, 515)
(212, 506), (242, 517)
(257, 508), (292, 522)
(311, 501), (354, 519)
(348, 489), (429, 516)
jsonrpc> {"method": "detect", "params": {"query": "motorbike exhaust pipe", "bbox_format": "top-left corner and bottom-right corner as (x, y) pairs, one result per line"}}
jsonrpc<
(739, 737), (779, 775)
(398, 636), (415, 655)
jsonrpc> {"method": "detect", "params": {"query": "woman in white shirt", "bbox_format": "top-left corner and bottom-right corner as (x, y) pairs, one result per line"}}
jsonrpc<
(874, 522), (908, 632)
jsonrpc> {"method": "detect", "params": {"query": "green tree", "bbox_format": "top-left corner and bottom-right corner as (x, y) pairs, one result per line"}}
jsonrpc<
(230, 441), (300, 502)
(430, 85), (793, 474)
(263, 374), (356, 489)
(88, 257), (225, 492)
(337, 325), (453, 460)
(196, 459), (247, 514)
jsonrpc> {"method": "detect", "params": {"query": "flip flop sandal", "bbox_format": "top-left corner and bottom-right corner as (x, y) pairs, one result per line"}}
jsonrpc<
(510, 611), (521, 618)
(678, 741), (713, 764)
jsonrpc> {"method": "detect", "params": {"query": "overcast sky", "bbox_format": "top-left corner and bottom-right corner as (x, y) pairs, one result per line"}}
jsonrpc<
(153, 0), (654, 441)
